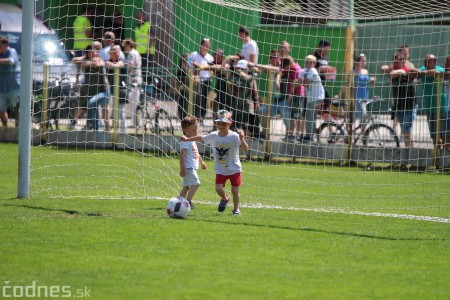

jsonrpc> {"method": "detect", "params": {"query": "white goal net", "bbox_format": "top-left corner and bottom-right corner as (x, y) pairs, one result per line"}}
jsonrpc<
(24, 0), (449, 222)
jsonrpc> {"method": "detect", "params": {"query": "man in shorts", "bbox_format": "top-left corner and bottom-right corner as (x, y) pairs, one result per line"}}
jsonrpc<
(0, 36), (20, 128)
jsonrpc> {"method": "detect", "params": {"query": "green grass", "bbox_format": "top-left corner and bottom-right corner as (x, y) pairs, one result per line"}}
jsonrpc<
(1, 143), (449, 299)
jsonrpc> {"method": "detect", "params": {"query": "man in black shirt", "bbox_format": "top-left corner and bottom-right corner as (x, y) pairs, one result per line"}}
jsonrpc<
(313, 40), (335, 103)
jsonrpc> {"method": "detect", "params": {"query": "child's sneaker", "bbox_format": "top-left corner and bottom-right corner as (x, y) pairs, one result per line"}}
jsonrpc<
(218, 194), (230, 212)
(189, 201), (195, 209)
(232, 209), (241, 216)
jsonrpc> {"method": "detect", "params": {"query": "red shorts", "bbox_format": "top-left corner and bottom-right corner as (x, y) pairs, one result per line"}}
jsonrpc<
(215, 172), (242, 187)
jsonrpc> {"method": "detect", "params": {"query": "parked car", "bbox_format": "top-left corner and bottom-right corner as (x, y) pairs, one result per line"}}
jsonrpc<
(0, 3), (77, 124)
(0, 3), (77, 84)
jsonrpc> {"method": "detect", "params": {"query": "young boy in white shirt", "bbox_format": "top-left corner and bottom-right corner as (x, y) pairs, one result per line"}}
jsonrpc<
(179, 116), (207, 209)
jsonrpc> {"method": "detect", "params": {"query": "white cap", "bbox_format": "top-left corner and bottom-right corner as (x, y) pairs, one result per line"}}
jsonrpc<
(235, 59), (248, 70)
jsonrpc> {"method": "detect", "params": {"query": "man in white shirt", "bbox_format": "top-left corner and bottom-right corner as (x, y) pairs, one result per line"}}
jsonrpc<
(99, 32), (125, 62)
(238, 27), (262, 137)
(189, 38), (214, 121)
(238, 27), (259, 103)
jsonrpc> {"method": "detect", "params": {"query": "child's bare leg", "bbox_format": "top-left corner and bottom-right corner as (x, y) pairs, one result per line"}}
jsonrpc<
(230, 185), (240, 210)
(287, 119), (295, 137)
(215, 183), (227, 200)
(295, 119), (301, 136)
(299, 119), (305, 135)
(186, 185), (199, 202)
(179, 186), (189, 199)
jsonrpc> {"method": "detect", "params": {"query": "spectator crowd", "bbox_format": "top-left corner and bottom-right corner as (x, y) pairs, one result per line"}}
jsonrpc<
(0, 5), (449, 154)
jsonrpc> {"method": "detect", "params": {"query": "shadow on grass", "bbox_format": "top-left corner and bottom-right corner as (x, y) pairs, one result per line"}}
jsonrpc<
(194, 218), (447, 241)
(3, 203), (447, 241)
(2, 203), (102, 217)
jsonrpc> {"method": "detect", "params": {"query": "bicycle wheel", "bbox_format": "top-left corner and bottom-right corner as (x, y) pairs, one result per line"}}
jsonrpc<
(318, 122), (346, 144)
(155, 108), (174, 135)
(363, 123), (400, 148)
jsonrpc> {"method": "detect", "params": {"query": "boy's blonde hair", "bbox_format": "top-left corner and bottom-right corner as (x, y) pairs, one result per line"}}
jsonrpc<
(305, 55), (317, 63)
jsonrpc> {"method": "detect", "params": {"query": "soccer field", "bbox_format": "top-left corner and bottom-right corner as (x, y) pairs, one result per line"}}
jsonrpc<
(0, 143), (449, 299)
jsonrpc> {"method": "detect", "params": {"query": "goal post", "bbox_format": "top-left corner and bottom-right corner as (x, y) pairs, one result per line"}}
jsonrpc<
(21, 0), (450, 222)
(17, 1), (34, 199)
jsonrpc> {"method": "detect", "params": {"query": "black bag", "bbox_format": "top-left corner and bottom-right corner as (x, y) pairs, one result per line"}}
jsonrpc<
(119, 87), (128, 104)
(247, 110), (260, 137)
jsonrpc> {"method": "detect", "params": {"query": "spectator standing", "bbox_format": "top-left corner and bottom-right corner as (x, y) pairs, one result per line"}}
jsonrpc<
(122, 39), (142, 127)
(70, 42), (102, 129)
(297, 55), (325, 143)
(336, 54), (375, 131)
(254, 50), (285, 139)
(99, 31), (125, 62)
(444, 56), (450, 150)
(396, 45), (418, 132)
(228, 59), (254, 136)
(175, 53), (190, 120)
(386, 54), (417, 150)
(179, 116), (207, 209)
(279, 56), (304, 142)
(134, 10), (155, 80)
(238, 26), (260, 104)
(180, 109), (249, 216)
(313, 40), (335, 104)
(190, 38), (214, 123)
(418, 54), (448, 147)
(82, 47), (109, 131)
(0, 36), (20, 128)
(73, 5), (94, 57)
(212, 49), (231, 113)
(105, 45), (126, 132)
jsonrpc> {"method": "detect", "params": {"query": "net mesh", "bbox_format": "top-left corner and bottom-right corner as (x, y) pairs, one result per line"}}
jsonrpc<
(22, 0), (450, 222)
(208, 0), (449, 19)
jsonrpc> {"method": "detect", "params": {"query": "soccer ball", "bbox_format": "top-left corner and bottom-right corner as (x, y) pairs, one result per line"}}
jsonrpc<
(166, 197), (190, 219)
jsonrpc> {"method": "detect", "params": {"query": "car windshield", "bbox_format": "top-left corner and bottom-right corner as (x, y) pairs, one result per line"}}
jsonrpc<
(33, 34), (69, 64)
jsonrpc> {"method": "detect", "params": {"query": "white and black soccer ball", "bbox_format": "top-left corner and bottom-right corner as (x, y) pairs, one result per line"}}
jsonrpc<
(166, 197), (190, 219)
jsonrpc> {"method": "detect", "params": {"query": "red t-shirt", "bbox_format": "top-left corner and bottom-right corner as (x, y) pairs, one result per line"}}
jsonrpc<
(282, 63), (305, 96)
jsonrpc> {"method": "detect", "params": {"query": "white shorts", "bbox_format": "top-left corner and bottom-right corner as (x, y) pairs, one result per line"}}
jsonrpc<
(182, 168), (200, 188)
(0, 89), (20, 111)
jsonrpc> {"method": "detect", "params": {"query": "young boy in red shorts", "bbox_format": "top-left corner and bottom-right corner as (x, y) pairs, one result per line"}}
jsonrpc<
(180, 110), (249, 215)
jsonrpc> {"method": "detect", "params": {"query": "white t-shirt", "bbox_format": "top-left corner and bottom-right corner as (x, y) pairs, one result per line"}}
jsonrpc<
(99, 46), (126, 62)
(202, 131), (242, 176)
(125, 49), (142, 85)
(180, 141), (200, 169)
(299, 67), (324, 100)
(189, 51), (214, 81)
(241, 39), (258, 65)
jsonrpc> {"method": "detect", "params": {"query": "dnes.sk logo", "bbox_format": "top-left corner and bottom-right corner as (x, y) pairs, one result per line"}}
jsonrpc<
(2, 280), (91, 298)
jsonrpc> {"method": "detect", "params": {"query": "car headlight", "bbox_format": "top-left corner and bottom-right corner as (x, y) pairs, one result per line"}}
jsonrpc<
(44, 41), (57, 55)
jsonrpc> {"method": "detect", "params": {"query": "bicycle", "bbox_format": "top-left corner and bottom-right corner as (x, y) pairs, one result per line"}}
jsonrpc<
(32, 72), (73, 130)
(317, 96), (400, 148)
(135, 82), (174, 135)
